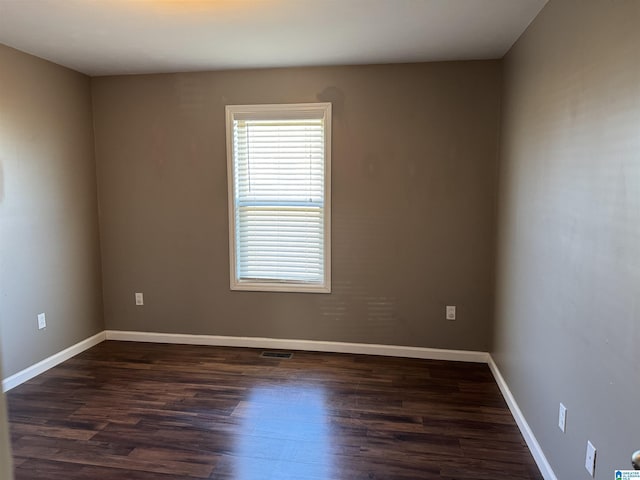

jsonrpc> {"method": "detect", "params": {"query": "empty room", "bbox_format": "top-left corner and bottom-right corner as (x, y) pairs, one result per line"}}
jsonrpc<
(0, 0), (638, 479)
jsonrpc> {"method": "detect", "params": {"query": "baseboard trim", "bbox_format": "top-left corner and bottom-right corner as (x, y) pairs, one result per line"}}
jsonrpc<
(488, 355), (557, 480)
(105, 330), (489, 363)
(2, 331), (106, 392)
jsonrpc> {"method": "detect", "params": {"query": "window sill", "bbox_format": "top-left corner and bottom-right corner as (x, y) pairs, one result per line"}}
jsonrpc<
(230, 280), (331, 294)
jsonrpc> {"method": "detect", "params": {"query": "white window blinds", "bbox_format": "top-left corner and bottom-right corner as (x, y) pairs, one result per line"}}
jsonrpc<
(226, 104), (331, 293)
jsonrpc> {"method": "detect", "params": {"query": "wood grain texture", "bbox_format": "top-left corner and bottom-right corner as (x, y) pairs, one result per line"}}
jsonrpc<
(7, 341), (542, 479)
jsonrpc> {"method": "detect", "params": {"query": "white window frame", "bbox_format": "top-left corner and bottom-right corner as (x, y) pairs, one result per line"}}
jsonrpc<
(225, 103), (332, 293)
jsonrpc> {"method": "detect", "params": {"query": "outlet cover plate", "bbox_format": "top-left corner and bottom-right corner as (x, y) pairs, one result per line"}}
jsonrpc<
(558, 403), (567, 432)
(446, 305), (456, 320)
(37, 313), (46, 330)
(585, 440), (596, 477)
(135, 293), (144, 306)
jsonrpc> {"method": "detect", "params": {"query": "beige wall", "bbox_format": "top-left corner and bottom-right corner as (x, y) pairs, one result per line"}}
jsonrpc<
(92, 61), (501, 351)
(494, 0), (640, 477)
(0, 44), (104, 378)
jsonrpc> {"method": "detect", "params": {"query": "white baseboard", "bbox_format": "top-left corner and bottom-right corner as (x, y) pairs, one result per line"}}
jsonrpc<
(488, 356), (557, 480)
(105, 330), (489, 363)
(2, 331), (106, 392)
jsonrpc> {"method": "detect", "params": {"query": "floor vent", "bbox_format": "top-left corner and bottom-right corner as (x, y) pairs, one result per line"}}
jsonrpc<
(260, 351), (293, 359)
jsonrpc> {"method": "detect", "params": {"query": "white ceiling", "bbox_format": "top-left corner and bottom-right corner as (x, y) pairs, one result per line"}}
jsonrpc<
(0, 0), (547, 76)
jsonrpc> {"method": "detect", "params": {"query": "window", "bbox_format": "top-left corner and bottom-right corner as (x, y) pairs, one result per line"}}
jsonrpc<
(225, 103), (331, 293)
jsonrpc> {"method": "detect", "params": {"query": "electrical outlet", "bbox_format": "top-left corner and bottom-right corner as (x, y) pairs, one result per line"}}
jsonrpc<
(37, 313), (46, 330)
(585, 441), (596, 477)
(446, 305), (456, 320)
(135, 292), (144, 306)
(558, 403), (567, 433)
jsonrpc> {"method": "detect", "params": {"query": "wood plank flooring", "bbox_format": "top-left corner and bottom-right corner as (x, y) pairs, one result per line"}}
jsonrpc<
(7, 341), (542, 479)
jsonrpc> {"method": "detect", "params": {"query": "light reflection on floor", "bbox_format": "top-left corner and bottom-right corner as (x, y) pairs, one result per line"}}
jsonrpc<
(232, 384), (333, 480)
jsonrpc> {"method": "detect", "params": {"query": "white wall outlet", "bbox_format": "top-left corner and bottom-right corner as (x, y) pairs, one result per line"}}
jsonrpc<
(585, 440), (596, 477)
(37, 312), (46, 330)
(558, 403), (567, 432)
(135, 292), (144, 306)
(446, 305), (456, 320)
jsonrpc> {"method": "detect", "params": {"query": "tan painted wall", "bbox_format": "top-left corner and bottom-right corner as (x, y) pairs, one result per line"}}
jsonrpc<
(493, 0), (640, 477)
(0, 44), (104, 378)
(92, 61), (502, 351)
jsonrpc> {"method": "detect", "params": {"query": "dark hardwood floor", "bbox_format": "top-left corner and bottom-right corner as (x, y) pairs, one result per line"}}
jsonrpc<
(7, 341), (542, 479)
